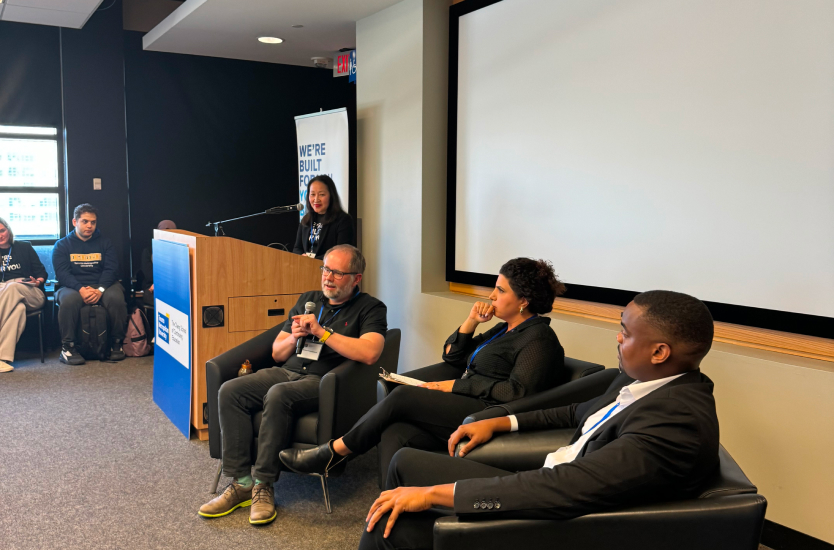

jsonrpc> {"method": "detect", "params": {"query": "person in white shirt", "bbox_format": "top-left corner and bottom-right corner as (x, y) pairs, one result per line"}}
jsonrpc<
(358, 290), (719, 550)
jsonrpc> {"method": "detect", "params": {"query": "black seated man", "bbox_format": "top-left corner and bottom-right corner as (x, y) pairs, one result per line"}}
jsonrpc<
(199, 244), (388, 526)
(359, 290), (719, 550)
(52, 203), (128, 364)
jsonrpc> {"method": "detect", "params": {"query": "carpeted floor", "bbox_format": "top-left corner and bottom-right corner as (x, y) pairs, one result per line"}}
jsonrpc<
(1, 348), (776, 550)
(0, 350), (382, 550)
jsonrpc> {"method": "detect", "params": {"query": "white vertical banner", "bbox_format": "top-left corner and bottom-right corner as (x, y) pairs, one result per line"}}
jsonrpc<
(295, 108), (350, 218)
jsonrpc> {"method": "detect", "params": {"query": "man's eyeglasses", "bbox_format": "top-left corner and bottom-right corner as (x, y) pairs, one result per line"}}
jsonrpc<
(320, 265), (358, 280)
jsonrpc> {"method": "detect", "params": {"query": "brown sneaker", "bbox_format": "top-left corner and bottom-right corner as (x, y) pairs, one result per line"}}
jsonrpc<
(249, 483), (277, 525)
(198, 481), (252, 518)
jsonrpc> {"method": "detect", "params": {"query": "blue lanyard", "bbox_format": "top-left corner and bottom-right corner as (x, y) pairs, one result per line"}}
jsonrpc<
(465, 316), (538, 368)
(1, 245), (12, 282)
(466, 327), (507, 368)
(584, 402), (620, 434)
(317, 305), (342, 328)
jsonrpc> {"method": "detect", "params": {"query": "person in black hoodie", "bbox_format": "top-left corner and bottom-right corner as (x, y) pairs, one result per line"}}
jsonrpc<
(52, 204), (127, 365)
(292, 175), (355, 259)
(0, 217), (47, 373)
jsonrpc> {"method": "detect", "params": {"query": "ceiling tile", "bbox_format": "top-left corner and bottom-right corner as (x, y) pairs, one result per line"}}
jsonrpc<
(6, 0), (102, 13)
(1, 4), (91, 28)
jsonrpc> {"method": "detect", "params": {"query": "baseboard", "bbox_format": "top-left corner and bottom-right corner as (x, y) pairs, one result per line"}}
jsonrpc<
(762, 521), (834, 550)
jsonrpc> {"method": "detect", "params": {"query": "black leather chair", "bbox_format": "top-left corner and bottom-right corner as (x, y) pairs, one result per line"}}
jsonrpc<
(436, 442), (766, 550)
(205, 325), (401, 513)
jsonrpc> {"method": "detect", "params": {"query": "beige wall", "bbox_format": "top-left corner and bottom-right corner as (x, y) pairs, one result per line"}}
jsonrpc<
(356, 0), (834, 543)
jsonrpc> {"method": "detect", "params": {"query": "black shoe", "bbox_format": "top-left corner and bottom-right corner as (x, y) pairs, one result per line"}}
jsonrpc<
(279, 441), (348, 477)
(109, 342), (125, 361)
(60, 343), (85, 365)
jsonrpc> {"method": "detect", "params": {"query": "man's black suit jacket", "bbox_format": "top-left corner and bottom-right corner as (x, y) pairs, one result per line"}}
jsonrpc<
(453, 370), (720, 519)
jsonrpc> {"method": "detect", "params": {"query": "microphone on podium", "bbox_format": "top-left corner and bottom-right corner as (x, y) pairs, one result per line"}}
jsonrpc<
(296, 301), (318, 355)
(267, 203), (304, 214)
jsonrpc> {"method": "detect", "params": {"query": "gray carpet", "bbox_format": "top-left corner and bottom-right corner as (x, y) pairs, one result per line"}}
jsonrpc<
(1, 349), (776, 550)
(0, 350), (381, 550)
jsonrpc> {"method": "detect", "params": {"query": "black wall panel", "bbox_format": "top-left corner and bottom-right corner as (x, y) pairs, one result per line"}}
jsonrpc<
(123, 32), (356, 273)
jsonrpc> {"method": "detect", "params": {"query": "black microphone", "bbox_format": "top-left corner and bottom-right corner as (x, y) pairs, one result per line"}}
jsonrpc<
(267, 203), (304, 214)
(296, 301), (317, 355)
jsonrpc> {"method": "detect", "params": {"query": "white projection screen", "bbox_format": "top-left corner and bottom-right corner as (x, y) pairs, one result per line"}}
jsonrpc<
(449, 0), (834, 335)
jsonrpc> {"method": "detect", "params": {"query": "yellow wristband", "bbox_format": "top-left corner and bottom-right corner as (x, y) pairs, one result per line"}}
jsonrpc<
(319, 329), (332, 344)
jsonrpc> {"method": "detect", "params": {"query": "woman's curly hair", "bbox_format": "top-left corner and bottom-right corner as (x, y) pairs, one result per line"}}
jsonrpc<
(499, 258), (565, 314)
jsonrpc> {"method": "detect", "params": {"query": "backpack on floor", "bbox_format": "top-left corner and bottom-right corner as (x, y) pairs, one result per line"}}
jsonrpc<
(123, 306), (152, 357)
(78, 304), (110, 360)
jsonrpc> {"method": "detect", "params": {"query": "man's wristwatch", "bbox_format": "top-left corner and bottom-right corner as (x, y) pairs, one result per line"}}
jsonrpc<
(98, 287), (105, 293)
(319, 326), (334, 344)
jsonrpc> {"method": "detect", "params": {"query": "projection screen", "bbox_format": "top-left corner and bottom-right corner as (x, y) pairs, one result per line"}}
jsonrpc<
(448, 0), (834, 336)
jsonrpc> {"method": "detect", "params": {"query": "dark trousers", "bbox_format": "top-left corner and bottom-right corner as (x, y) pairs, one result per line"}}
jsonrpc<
(358, 448), (514, 550)
(55, 283), (127, 344)
(218, 366), (320, 484)
(342, 385), (488, 480)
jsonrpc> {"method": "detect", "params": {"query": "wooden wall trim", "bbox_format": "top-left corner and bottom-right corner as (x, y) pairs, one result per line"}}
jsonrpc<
(449, 283), (834, 363)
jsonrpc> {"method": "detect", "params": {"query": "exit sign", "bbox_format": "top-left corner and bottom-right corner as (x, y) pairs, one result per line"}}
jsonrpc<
(334, 50), (356, 83)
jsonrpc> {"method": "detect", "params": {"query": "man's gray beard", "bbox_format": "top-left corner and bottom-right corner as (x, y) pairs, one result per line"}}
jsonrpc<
(323, 284), (353, 302)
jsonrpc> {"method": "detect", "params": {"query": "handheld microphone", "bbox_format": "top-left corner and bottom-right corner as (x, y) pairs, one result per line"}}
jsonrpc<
(267, 203), (304, 214)
(296, 301), (317, 355)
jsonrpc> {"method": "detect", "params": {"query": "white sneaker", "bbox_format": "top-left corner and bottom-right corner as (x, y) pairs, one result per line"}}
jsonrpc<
(0, 360), (13, 373)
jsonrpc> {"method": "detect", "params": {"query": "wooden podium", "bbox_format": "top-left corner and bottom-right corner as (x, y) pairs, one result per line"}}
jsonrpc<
(154, 229), (322, 440)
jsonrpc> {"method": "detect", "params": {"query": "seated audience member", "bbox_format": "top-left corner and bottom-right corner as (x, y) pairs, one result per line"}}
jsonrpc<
(293, 175), (355, 259)
(140, 219), (177, 307)
(0, 217), (47, 373)
(52, 204), (128, 365)
(199, 244), (387, 526)
(280, 258), (567, 482)
(358, 290), (719, 550)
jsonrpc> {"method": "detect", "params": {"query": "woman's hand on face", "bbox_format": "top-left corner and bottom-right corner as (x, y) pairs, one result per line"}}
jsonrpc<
(419, 380), (455, 393)
(468, 301), (495, 324)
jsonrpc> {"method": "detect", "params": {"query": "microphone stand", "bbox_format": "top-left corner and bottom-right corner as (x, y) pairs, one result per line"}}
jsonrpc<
(206, 206), (300, 237)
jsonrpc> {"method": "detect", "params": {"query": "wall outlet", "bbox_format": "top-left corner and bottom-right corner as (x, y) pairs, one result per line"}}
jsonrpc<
(93, 178), (101, 190)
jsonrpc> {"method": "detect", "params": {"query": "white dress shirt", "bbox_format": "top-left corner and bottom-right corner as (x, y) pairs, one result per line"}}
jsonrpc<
(507, 372), (686, 469)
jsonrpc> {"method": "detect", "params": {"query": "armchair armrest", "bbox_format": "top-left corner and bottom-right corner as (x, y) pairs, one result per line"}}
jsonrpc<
(205, 324), (284, 458)
(455, 429), (574, 472)
(317, 360), (380, 444)
(377, 361), (464, 402)
(434, 493), (767, 550)
(463, 369), (620, 424)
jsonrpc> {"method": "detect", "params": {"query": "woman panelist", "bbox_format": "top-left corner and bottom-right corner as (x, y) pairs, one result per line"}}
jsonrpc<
(280, 258), (566, 478)
(292, 175), (355, 260)
(0, 217), (47, 373)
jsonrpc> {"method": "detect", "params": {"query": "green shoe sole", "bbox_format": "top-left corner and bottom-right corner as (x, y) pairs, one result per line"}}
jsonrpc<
(198, 499), (252, 518)
(249, 510), (277, 525)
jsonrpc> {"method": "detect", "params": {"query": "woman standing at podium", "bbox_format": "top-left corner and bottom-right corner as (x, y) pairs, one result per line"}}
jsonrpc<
(292, 175), (355, 260)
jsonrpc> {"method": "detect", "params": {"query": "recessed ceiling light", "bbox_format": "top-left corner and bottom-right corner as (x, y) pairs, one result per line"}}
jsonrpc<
(292, 25), (304, 28)
(258, 37), (283, 44)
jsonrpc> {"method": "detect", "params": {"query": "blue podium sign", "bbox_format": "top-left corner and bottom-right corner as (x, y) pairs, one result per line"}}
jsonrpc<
(152, 239), (192, 438)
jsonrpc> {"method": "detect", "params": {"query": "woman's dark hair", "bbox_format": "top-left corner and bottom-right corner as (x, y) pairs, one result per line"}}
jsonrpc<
(499, 258), (565, 314)
(300, 175), (345, 226)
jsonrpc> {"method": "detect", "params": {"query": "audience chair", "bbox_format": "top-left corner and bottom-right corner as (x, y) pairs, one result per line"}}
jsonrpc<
(24, 308), (45, 363)
(439, 441), (766, 550)
(205, 325), (402, 513)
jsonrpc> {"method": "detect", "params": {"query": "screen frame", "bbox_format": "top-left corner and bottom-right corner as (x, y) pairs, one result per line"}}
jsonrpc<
(444, 0), (834, 339)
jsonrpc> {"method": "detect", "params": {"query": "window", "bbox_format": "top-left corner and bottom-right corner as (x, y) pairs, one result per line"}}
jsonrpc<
(0, 125), (61, 241)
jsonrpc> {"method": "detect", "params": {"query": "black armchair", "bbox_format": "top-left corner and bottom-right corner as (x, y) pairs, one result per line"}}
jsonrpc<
(436, 444), (766, 550)
(205, 325), (401, 512)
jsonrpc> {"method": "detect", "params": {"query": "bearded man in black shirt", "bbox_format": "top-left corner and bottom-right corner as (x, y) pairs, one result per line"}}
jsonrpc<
(198, 244), (388, 526)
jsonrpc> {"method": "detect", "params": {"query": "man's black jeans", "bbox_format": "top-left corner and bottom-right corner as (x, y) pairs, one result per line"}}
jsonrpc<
(218, 366), (321, 484)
